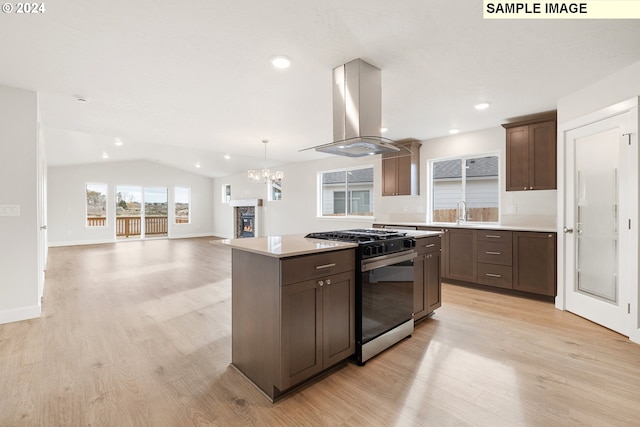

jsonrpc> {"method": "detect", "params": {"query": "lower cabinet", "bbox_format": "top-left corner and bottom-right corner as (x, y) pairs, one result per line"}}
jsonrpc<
(280, 270), (355, 390)
(231, 248), (355, 401)
(445, 228), (477, 282)
(414, 236), (442, 321)
(513, 232), (556, 296)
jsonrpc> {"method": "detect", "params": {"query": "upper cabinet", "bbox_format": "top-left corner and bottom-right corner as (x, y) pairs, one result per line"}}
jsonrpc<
(502, 112), (557, 191)
(381, 138), (422, 196)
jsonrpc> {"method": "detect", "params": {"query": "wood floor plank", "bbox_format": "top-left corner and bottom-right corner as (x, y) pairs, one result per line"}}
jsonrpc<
(1, 237), (639, 426)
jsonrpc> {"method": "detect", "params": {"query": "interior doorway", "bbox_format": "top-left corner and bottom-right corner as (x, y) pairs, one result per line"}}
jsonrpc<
(560, 99), (638, 339)
(115, 185), (168, 239)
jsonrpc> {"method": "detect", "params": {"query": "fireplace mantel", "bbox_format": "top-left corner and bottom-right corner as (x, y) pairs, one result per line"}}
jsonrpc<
(229, 199), (263, 207)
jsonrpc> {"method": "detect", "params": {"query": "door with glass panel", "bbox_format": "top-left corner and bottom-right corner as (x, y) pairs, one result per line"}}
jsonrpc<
(115, 186), (168, 239)
(564, 111), (635, 335)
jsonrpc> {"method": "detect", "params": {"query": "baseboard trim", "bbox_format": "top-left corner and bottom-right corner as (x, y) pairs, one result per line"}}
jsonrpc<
(0, 304), (41, 325)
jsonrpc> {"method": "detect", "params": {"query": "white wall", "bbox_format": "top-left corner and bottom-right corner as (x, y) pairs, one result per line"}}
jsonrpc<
(48, 160), (215, 246)
(0, 85), (40, 324)
(213, 126), (557, 238)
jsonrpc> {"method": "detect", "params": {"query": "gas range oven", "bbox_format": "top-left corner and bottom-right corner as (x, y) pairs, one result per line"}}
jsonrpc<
(305, 229), (416, 364)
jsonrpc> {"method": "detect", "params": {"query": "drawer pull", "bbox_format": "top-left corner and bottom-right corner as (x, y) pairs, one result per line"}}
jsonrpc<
(485, 235), (502, 239)
(485, 273), (502, 278)
(485, 251), (501, 255)
(315, 263), (336, 270)
(426, 244), (435, 248)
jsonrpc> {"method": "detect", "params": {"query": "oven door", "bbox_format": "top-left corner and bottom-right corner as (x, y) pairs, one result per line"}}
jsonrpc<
(360, 250), (416, 345)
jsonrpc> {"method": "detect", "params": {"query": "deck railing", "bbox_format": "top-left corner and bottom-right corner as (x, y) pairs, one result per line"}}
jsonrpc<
(87, 216), (170, 237)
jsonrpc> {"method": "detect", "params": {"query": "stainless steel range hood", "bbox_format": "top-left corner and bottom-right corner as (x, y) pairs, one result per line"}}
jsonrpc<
(301, 58), (399, 157)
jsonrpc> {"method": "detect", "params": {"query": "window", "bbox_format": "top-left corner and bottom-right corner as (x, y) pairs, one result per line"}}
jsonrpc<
(319, 166), (374, 217)
(222, 184), (231, 203)
(175, 187), (190, 224)
(269, 181), (282, 201)
(430, 154), (499, 223)
(86, 183), (107, 227)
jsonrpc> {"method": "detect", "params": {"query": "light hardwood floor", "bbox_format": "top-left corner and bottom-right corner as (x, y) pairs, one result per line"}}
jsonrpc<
(1, 237), (639, 426)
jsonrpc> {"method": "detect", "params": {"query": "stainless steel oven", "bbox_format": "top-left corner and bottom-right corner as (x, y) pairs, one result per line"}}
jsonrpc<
(305, 228), (416, 365)
(359, 250), (416, 364)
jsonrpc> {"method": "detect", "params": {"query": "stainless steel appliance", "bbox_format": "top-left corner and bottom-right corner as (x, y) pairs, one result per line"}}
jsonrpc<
(305, 229), (416, 364)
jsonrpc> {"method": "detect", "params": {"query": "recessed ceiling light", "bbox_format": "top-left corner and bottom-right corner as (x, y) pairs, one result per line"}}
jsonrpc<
(101, 152), (109, 159)
(271, 55), (291, 69)
(114, 138), (123, 146)
(449, 128), (460, 134)
(195, 162), (201, 168)
(224, 154), (231, 160)
(380, 127), (388, 133)
(474, 102), (491, 110)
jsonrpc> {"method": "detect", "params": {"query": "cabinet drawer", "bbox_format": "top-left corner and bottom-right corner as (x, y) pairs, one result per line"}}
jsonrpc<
(415, 236), (441, 254)
(477, 241), (512, 265)
(477, 230), (512, 243)
(281, 249), (355, 285)
(477, 263), (513, 289)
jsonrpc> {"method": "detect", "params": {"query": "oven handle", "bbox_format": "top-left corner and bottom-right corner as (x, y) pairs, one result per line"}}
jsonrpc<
(361, 251), (417, 272)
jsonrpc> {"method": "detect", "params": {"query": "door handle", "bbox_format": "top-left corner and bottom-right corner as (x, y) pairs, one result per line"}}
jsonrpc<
(40, 225), (47, 230)
(563, 227), (573, 234)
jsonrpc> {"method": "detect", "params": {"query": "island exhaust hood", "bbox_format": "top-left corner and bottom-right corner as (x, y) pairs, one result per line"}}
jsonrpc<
(300, 58), (400, 157)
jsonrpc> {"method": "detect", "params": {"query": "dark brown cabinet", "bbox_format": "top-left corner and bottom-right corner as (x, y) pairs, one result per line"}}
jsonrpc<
(231, 248), (355, 401)
(477, 230), (513, 289)
(513, 232), (556, 296)
(280, 270), (355, 390)
(503, 113), (557, 191)
(444, 228), (477, 282)
(382, 138), (421, 196)
(414, 235), (442, 321)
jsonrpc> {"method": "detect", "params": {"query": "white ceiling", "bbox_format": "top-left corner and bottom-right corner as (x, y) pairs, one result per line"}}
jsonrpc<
(2, 0), (640, 178)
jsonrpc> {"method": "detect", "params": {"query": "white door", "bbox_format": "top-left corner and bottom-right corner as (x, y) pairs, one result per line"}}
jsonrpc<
(37, 124), (48, 301)
(563, 110), (636, 335)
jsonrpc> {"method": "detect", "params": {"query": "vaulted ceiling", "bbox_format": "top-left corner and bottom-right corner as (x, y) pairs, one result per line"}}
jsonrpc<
(2, 0), (639, 177)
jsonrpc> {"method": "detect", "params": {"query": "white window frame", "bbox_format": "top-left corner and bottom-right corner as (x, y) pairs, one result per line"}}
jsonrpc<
(85, 183), (108, 228)
(428, 151), (501, 224)
(174, 186), (191, 225)
(221, 184), (231, 203)
(317, 165), (374, 219)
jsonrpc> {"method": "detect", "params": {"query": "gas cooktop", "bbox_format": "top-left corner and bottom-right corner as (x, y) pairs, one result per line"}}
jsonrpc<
(305, 228), (408, 243)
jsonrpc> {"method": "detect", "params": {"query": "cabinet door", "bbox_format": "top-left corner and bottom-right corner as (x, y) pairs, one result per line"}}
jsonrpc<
(445, 229), (477, 282)
(396, 150), (413, 195)
(506, 125), (530, 191)
(280, 280), (322, 389)
(426, 251), (442, 312)
(529, 120), (557, 190)
(413, 253), (427, 321)
(381, 155), (399, 196)
(513, 232), (556, 296)
(322, 271), (356, 367)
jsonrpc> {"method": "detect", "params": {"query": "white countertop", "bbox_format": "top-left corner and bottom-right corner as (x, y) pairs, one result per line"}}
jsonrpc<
(216, 234), (358, 258)
(375, 222), (557, 233)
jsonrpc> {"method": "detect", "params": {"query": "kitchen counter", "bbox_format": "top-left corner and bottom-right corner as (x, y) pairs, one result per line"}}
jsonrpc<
(217, 234), (358, 258)
(375, 222), (557, 233)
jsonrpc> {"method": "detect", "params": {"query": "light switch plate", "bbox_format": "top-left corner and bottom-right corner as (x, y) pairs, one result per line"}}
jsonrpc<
(0, 205), (20, 216)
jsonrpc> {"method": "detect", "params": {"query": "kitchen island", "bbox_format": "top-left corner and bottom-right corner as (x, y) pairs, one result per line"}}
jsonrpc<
(220, 229), (441, 400)
(220, 234), (358, 401)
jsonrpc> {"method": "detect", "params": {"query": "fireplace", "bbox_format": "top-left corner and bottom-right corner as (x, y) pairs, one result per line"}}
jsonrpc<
(230, 199), (263, 238)
(237, 207), (255, 238)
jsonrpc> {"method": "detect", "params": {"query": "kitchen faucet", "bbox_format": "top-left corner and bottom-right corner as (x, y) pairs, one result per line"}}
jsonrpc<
(457, 200), (467, 224)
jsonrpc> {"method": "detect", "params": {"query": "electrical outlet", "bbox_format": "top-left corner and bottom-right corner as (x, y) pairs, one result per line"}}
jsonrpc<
(0, 205), (20, 216)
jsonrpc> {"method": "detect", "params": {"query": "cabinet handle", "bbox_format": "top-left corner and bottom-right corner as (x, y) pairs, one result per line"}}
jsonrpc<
(485, 273), (502, 278)
(426, 244), (435, 248)
(315, 263), (336, 270)
(325, 279), (331, 285)
(485, 235), (502, 239)
(318, 280), (324, 287)
(485, 251), (501, 255)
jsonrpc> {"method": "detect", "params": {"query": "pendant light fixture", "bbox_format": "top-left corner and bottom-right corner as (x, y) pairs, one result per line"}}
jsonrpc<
(248, 140), (284, 184)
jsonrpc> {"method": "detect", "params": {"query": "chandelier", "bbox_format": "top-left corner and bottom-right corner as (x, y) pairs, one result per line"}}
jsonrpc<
(248, 139), (284, 184)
